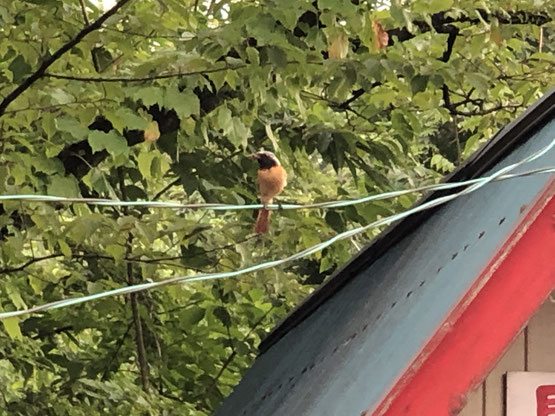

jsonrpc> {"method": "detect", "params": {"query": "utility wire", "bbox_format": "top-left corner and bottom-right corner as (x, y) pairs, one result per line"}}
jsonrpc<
(0, 139), (552, 319)
(0, 167), (554, 211)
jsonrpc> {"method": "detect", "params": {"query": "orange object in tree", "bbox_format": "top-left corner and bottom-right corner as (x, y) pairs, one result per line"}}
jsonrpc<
(250, 151), (287, 234)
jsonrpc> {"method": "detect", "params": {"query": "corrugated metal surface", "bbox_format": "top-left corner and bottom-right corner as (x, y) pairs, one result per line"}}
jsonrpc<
(216, 120), (555, 416)
(459, 293), (555, 416)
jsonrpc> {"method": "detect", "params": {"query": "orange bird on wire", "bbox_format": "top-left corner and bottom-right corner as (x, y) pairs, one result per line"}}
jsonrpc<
(251, 151), (287, 234)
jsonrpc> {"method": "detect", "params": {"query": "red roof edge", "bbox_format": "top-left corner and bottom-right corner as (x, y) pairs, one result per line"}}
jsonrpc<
(366, 178), (555, 416)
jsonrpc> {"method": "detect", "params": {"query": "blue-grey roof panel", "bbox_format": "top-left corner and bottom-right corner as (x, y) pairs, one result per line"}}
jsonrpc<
(216, 108), (554, 415)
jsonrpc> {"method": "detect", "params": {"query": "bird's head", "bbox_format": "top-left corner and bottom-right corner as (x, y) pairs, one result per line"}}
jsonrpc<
(250, 150), (281, 169)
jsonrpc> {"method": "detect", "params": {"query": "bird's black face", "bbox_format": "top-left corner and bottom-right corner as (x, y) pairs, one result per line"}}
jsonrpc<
(252, 151), (280, 170)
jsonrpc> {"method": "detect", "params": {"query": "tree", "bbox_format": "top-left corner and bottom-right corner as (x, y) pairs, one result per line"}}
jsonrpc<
(0, 0), (552, 413)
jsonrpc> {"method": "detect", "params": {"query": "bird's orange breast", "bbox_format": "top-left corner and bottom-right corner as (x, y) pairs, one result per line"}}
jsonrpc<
(257, 165), (287, 204)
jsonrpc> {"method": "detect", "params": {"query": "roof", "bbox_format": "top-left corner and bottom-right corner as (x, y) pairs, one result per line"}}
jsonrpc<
(215, 90), (554, 416)
(259, 87), (555, 353)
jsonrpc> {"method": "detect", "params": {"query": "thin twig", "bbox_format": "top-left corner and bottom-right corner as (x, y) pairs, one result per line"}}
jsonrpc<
(0, 253), (62, 274)
(118, 167), (149, 392)
(0, 235), (258, 275)
(451, 103), (522, 116)
(77, 0), (91, 25)
(77, 0), (101, 71)
(44, 61), (322, 83)
(46, 65), (240, 82)
(128, 234), (259, 263)
(100, 25), (195, 40)
(2, 98), (116, 114)
(152, 178), (181, 201)
(31, 325), (75, 340)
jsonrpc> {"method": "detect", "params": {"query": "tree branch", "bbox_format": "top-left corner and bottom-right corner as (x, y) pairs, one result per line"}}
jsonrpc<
(118, 168), (150, 392)
(152, 178), (181, 201)
(0, 253), (63, 274)
(44, 60), (321, 83)
(336, 88), (367, 110)
(44, 65), (243, 82)
(442, 85), (521, 116)
(129, 234), (259, 263)
(31, 325), (75, 340)
(0, 234), (257, 276)
(439, 25), (459, 63)
(0, 0), (133, 117)
(2, 98), (117, 114)
(77, 0), (101, 72)
(0, 251), (150, 274)
(450, 103), (522, 116)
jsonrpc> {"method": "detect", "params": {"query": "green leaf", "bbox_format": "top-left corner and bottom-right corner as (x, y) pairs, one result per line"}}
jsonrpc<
(213, 306), (232, 327)
(266, 46), (287, 68)
(463, 133), (482, 158)
(88, 130), (128, 157)
(68, 214), (106, 245)
(2, 317), (23, 341)
(414, 0), (454, 13)
(227, 118), (250, 148)
(398, 194), (413, 208)
(246, 47), (260, 65)
(391, 110), (413, 142)
(318, 0), (348, 11)
(50, 88), (74, 105)
(390, 0), (413, 30)
(56, 116), (89, 139)
(133, 86), (164, 107)
(325, 211), (343, 232)
(106, 108), (148, 133)
(431, 153), (455, 172)
(248, 288), (265, 302)
(137, 152), (156, 179)
(144, 121), (160, 142)
(58, 239), (72, 257)
(8, 55), (31, 83)
(529, 52), (555, 63)
(165, 88), (200, 119)
(411, 75), (429, 95)
(181, 307), (205, 326)
(466, 73), (490, 93)
(363, 58), (384, 82)
(217, 106), (232, 130)
(48, 175), (81, 198)
(6, 283), (26, 309)
(106, 244), (126, 263)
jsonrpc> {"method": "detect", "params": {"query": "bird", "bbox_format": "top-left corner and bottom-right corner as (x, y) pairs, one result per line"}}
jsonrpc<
(250, 150), (287, 234)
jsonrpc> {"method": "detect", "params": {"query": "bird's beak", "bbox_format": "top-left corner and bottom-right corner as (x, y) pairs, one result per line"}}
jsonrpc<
(249, 153), (259, 160)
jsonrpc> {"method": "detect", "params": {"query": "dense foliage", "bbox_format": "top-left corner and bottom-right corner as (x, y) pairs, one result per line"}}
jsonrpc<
(0, 0), (553, 414)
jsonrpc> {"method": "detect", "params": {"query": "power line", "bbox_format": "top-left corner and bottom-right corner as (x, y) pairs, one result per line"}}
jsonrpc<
(0, 167), (553, 211)
(0, 139), (552, 319)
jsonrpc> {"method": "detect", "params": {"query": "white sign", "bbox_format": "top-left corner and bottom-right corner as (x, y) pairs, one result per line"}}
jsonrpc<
(507, 372), (555, 416)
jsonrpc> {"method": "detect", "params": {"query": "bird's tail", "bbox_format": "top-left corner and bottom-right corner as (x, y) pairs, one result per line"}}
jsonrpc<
(254, 208), (271, 234)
